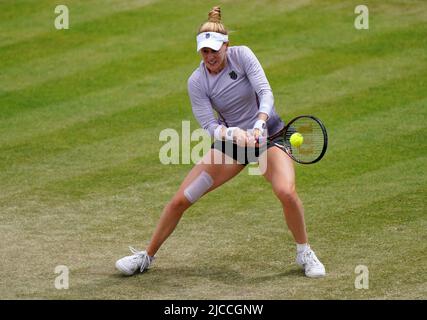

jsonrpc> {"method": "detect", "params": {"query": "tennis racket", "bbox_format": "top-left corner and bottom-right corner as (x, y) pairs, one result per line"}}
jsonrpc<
(258, 115), (328, 164)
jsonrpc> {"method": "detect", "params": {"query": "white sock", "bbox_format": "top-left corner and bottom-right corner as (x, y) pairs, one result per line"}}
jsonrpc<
(296, 243), (310, 253)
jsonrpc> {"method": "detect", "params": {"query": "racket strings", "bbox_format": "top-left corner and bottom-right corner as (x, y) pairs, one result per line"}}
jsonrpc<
(285, 118), (326, 163)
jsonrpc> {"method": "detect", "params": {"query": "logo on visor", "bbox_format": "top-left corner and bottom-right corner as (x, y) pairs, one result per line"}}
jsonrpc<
(229, 71), (238, 80)
(205, 33), (210, 39)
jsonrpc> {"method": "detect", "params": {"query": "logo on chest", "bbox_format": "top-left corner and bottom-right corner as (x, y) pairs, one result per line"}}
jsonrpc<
(229, 70), (238, 80)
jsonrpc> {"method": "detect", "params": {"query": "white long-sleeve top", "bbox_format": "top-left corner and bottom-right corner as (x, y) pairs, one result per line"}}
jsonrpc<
(188, 45), (284, 137)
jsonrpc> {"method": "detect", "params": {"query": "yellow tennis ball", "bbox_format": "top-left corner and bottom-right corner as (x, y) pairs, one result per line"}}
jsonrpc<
(290, 132), (304, 147)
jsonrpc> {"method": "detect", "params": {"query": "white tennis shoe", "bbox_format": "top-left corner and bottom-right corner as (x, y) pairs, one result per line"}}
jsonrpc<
(115, 246), (155, 276)
(296, 248), (326, 278)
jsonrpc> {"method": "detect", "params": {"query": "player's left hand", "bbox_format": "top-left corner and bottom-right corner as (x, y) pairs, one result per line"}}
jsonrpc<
(246, 129), (258, 147)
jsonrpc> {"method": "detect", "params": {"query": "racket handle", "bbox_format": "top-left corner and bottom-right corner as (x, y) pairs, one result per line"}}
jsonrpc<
(257, 136), (267, 144)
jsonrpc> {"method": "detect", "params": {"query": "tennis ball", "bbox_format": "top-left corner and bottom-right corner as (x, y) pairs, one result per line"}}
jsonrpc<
(290, 132), (304, 147)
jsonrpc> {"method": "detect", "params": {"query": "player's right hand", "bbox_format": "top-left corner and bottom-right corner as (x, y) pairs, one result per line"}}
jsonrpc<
(233, 128), (249, 147)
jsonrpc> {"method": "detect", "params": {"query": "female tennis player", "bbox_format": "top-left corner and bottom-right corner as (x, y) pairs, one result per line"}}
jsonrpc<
(116, 6), (325, 278)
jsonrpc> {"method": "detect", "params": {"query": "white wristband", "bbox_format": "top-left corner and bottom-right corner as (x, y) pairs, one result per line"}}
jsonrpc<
(225, 127), (238, 141)
(253, 119), (266, 134)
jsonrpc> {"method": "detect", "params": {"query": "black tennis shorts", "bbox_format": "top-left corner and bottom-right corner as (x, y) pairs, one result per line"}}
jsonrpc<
(211, 135), (285, 165)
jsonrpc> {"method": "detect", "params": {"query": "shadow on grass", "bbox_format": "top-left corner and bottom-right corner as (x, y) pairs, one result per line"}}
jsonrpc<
(111, 266), (246, 283)
(109, 264), (304, 285)
(248, 268), (304, 283)
(17, 264), (306, 299)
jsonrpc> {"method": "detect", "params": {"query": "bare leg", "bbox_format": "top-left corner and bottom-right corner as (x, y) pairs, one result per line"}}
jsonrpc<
(146, 149), (245, 256)
(263, 147), (308, 244)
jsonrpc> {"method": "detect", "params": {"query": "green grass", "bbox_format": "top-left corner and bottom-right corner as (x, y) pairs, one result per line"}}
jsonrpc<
(0, 0), (426, 299)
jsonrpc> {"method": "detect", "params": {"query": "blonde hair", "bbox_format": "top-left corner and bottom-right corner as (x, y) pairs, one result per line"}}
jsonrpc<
(198, 6), (228, 35)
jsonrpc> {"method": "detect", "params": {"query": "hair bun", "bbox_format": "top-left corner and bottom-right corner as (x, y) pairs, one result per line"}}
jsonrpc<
(208, 6), (221, 23)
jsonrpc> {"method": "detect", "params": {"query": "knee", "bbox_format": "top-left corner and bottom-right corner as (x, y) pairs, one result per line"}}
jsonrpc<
(168, 195), (190, 212)
(168, 171), (214, 211)
(274, 183), (297, 203)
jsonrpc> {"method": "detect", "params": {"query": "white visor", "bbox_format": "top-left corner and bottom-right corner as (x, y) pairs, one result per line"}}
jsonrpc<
(196, 32), (229, 52)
